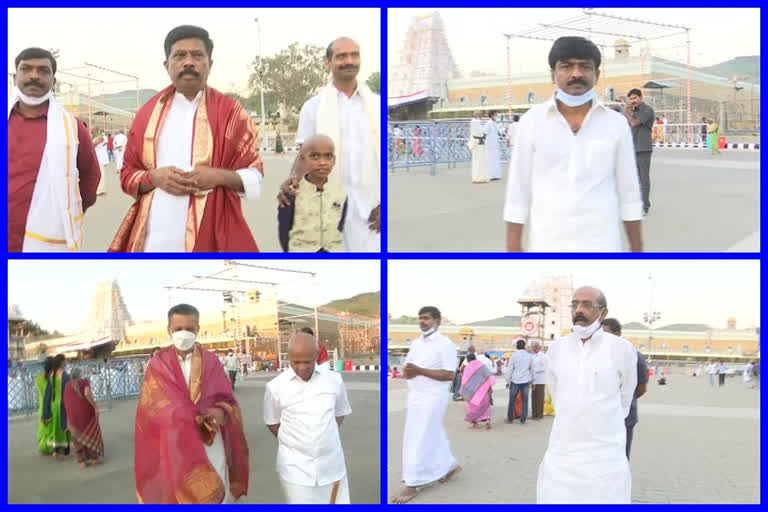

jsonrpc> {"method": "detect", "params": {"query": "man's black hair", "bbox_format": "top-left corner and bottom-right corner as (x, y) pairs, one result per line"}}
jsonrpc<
(167, 303), (200, 324)
(418, 306), (441, 321)
(628, 88), (643, 98)
(601, 318), (622, 336)
(516, 339), (526, 350)
(300, 327), (315, 336)
(164, 25), (213, 59)
(15, 47), (57, 75)
(548, 36), (601, 70)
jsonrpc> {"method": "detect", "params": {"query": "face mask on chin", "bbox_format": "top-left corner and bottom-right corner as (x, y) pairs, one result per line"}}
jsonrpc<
(572, 317), (603, 340)
(15, 87), (52, 106)
(171, 330), (197, 351)
(420, 326), (436, 336)
(555, 87), (596, 107)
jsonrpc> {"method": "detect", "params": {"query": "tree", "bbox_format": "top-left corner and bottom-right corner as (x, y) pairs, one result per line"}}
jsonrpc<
(366, 71), (380, 94)
(248, 43), (328, 117)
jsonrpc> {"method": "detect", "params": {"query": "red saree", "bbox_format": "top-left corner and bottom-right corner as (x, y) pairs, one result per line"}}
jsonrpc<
(62, 378), (104, 462)
(134, 345), (249, 504)
(109, 85), (263, 252)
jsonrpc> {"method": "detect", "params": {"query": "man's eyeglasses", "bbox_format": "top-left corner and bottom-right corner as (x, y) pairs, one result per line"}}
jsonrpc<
(570, 301), (604, 311)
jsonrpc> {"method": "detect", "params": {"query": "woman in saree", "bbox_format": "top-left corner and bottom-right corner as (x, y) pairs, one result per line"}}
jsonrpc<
(42, 354), (72, 457)
(63, 368), (104, 468)
(708, 119), (721, 155)
(35, 357), (55, 454)
(459, 352), (495, 430)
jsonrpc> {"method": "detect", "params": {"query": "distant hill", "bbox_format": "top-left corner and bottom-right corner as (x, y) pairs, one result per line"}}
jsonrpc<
(700, 56), (760, 83)
(467, 315), (521, 327)
(389, 314), (455, 325)
(623, 322), (648, 330)
(92, 89), (159, 112)
(657, 323), (711, 332)
(321, 291), (380, 318)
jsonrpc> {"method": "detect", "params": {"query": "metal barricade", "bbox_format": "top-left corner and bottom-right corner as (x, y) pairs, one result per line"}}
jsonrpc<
(388, 120), (513, 175)
(7, 357), (149, 417)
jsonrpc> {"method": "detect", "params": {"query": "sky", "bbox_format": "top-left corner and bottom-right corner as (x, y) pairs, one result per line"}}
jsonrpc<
(388, 260), (760, 328)
(388, 8), (760, 77)
(8, 8), (381, 95)
(8, 260), (380, 334)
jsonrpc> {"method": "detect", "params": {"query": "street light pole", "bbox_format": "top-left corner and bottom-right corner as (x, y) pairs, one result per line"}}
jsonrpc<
(254, 18), (268, 152)
(644, 275), (661, 352)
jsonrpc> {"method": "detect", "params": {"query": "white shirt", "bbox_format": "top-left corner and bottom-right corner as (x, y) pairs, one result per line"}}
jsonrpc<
(404, 331), (457, 397)
(297, 87), (374, 222)
(113, 132), (127, 150)
(224, 354), (239, 372)
(177, 351), (230, 502)
(707, 363), (717, 375)
(469, 118), (484, 138)
(503, 97), (643, 252)
(144, 90), (262, 252)
(263, 366), (352, 487)
(476, 353), (494, 373)
(532, 351), (548, 385)
(545, 329), (637, 459)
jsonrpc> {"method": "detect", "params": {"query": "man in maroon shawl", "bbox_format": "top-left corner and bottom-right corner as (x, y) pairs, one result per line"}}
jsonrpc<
(134, 304), (249, 504)
(110, 25), (263, 252)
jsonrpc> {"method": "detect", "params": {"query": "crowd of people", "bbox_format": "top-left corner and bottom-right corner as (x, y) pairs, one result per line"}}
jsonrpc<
(32, 305), (351, 504)
(9, 28), (380, 253)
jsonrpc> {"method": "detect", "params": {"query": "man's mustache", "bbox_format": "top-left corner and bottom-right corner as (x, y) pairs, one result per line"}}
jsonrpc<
(340, 65), (358, 70)
(573, 315), (588, 323)
(178, 68), (200, 78)
(24, 80), (44, 88)
(567, 78), (588, 86)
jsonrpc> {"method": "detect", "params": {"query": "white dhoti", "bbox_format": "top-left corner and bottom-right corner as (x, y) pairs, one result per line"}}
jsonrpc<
(280, 475), (350, 504)
(402, 389), (457, 486)
(537, 451), (631, 503)
(470, 145), (489, 183)
(114, 148), (125, 172)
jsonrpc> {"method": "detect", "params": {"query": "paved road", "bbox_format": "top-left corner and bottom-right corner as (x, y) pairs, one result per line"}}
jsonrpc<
(388, 149), (760, 252)
(387, 374), (760, 503)
(82, 153), (298, 253)
(8, 372), (380, 504)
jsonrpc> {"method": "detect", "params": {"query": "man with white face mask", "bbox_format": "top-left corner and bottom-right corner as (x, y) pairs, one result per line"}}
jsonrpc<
(8, 47), (101, 252)
(393, 306), (461, 504)
(504, 36), (643, 252)
(134, 304), (250, 503)
(537, 287), (637, 503)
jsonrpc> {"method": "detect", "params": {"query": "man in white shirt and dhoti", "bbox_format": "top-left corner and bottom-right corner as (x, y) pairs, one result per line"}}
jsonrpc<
(281, 37), (380, 252)
(393, 306), (461, 504)
(484, 111), (503, 180)
(93, 130), (110, 195)
(537, 286), (637, 503)
(469, 111), (488, 183)
(113, 128), (127, 172)
(110, 25), (263, 252)
(263, 332), (352, 504)
(504, 36), (643, 252)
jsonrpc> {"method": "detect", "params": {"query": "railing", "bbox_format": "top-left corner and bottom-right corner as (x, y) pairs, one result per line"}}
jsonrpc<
(7, 357), (148, 417)
(388, 120), (513, 174)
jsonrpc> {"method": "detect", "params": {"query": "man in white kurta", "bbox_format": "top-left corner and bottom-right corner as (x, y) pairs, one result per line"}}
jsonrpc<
(484, 112), (503, 180)
(537, 286), (637, 503)
(504, 36), (643, 252)
(394, 306), (461, 504)
(94, 131), (110, 195)
(469, 111), (488, 183)
(264, 333), (352, 504)
(113, 129), (127, 172)
(294, 37), (379, 252)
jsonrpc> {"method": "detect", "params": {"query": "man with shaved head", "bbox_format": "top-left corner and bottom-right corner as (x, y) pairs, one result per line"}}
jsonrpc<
(263, 332), (352, 503)
(536, 286), (637, 503)
(279, 36), (380, 252)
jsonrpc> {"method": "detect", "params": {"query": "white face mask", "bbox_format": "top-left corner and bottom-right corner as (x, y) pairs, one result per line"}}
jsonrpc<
(420, 326), (437, 337)
(572, 317), (603, 340)
(171, 330), (197, 351)
(555, 87), (596, 107)
(15, 86), (52, 106)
